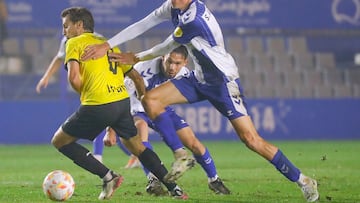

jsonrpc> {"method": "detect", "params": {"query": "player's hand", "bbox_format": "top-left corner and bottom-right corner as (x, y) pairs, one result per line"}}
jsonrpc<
(36, 78), (48, 94)
(81, 42), (110, 61)
(108, 52), (140, 65)
(103, 127), (117, 146)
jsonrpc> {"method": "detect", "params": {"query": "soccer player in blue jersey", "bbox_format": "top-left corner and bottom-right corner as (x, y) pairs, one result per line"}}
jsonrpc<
(81, 0), (319, 201)
(50, 7), (188, 200)
(106, 45), (230, 195)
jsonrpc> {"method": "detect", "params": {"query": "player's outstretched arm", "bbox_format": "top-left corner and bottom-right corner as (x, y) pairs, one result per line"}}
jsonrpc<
(81, 4), (168, 61)
(136, 35), (180, 62)
(125, 68), (146, 100)
(108, 52), (140, 65)
(36, 57), (63, 94)
(81, 42), (110, 61)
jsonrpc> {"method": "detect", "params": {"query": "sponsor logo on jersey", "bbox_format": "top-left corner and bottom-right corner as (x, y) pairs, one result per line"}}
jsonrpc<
(174, 26), (183, 37)
(107, 84), (126, 93)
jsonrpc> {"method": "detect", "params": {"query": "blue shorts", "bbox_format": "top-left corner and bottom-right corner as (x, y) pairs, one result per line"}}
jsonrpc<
(133, 107), (189, 132)
(171, 72), (248, 120)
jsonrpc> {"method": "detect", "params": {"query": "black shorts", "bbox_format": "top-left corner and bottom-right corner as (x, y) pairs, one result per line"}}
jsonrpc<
(61, 98), (137, 141)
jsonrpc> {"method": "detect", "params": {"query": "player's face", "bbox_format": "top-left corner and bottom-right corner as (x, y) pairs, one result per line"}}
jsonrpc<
(171, 0), (191, 10)
(162, 52), (187, 78)
(62, 15), (81, 39)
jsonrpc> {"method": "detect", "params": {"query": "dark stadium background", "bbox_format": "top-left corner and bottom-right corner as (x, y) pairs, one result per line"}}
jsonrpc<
(1, 0), (359, 144)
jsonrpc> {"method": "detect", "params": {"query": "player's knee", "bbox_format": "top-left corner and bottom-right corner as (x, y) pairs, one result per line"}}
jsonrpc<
(135, 119), (147, 131)
(51, 134), (64, 149)
(51, 128), (75, 149)
(142, 94), (160, 110)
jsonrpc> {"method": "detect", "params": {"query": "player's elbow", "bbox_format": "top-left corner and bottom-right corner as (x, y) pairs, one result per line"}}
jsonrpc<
(68, 78), (81, 93)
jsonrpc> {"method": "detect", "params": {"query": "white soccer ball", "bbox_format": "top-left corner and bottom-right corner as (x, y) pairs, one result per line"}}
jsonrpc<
(42, 170), (75, 201)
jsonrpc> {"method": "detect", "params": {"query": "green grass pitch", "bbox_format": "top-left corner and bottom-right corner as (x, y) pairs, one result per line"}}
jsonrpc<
(0, 140), (359, 202)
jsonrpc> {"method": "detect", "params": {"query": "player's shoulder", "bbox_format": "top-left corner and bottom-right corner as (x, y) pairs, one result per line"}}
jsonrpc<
(154, 0), (172, 18)
(66, 33), (88, 44)
(135, 57), (161, 70)
(181, 0), (206, 24)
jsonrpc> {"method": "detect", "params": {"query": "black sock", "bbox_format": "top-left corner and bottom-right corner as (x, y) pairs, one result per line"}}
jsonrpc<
(58, 142), (109, 178)
(138, 148), (177, 191)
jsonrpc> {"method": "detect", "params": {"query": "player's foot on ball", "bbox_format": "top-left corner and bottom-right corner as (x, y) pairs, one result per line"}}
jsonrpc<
(299, 176), (319, 202)
(208, 178), (231, 195)
(98, 173), (123, 200)
(164, 156), (196, 182)
(169, 186), (188, 200)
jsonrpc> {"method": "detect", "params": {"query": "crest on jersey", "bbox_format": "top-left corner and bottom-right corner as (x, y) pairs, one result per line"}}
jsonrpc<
(174, 27), (183, 37)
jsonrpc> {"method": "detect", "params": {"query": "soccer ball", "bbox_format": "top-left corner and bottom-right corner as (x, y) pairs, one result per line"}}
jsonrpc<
(42, 170), (75, 201)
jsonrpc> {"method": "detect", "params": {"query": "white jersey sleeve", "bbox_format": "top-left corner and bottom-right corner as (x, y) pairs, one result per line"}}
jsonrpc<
(56, 37), (67, 59)
(136, 35), (180, 61)
(107, 0), (172, 48)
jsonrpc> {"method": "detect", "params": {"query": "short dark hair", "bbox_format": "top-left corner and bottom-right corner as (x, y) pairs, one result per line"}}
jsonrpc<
(171, 45), (188, 59)
(61, 7), (94, 32)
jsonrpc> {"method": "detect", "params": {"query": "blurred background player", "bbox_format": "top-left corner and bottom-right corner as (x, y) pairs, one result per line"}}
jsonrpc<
(51, 7), (188, 200)
(35, 32), (140, 168)
(81, 0), (319, 202)
(106, 45), (230, 195)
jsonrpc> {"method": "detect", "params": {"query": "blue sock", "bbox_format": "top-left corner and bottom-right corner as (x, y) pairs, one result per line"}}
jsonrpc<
(270, 150), (300, 182)
(140, 141), (153, 176)
(93, 131), (105, 155)
(153, 111), (184, 151)
(194, 148), (217, 180)
(115, 136), (131, 156)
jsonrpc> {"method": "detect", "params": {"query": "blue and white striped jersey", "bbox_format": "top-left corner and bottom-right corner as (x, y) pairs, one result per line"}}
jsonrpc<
(125, 57), (190, 114)
(136, 0), (239, 85)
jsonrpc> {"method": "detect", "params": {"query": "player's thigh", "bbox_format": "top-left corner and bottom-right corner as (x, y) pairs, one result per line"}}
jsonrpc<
(62, 105), (116, 141)
(145, 81), (187, 105)
(111, 99), (138, 140)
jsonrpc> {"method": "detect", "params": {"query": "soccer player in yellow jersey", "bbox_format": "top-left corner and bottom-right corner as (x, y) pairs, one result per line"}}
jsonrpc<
(50, 7), (188, 200)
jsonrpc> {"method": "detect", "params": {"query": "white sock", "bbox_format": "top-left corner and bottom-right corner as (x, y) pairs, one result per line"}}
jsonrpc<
(174, 148), (188, 160)
(147, 172), (157, 180)
(296, 173), (307, 186)
(103, 170), (113, 182)
(208, 175), (219, 183)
